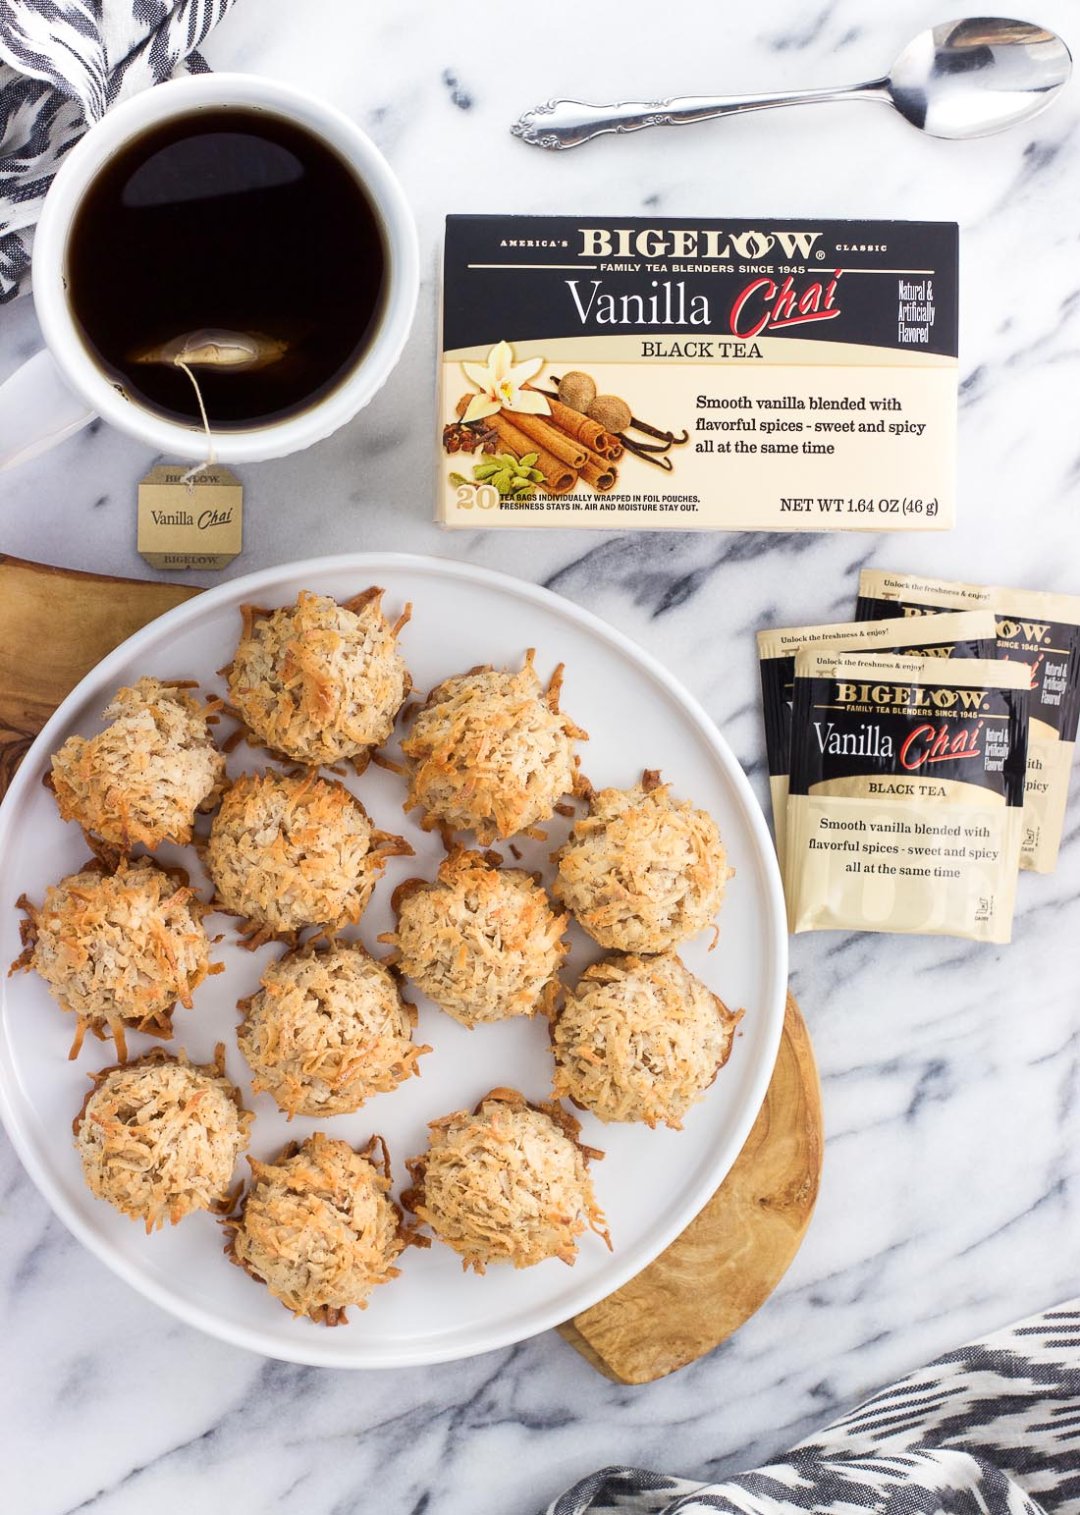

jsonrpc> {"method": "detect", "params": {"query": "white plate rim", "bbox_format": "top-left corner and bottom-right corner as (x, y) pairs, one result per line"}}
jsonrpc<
(0, 550), (788, 1367)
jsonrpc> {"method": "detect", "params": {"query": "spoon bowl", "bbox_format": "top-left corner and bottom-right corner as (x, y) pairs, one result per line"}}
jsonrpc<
(889, 18), (1073, 138)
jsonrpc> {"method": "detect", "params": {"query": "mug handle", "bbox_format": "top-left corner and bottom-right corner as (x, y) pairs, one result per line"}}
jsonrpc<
(0, 349), (96, 470)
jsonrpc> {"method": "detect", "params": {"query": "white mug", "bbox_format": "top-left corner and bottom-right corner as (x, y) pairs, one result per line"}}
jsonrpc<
(0, 73), (419, 468)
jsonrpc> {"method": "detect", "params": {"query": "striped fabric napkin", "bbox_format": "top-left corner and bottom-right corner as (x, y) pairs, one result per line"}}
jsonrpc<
(547, 1299), (1080, 1515)
(0, 0), (239, 301)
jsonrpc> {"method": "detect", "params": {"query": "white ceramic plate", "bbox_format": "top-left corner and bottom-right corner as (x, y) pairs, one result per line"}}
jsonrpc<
(0, 553), (787, 1367)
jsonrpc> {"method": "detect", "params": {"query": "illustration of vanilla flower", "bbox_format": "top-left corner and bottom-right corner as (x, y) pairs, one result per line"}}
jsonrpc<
(461, 340), (550, 422)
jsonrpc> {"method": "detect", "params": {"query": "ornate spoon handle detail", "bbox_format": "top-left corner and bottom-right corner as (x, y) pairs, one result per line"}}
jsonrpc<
(511, 84), (890, 150)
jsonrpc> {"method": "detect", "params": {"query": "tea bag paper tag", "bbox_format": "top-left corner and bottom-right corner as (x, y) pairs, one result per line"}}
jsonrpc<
(137, 465), (243, 571)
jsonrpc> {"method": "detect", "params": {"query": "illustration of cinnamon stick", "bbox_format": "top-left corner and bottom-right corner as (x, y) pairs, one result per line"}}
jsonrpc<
(502, 409), (588, 469)
(532, 391), (622, 458)
(491, 414), (577, 493)
(580, 454), (617, 491)
(456, 396), (576, 493)
(592, 433), (624, 462)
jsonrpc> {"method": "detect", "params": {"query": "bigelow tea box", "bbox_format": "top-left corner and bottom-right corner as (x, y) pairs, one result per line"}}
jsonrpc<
(437, 216), (958, 531)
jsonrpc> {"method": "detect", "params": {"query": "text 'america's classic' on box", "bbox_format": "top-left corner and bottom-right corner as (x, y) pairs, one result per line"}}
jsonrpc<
(436, 216), (958, 532)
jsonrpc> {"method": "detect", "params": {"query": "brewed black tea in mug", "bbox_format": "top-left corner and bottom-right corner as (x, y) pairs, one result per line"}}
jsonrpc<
(67, 107), (387, 428)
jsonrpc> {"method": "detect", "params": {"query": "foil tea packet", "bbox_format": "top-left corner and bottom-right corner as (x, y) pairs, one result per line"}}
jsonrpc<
(757, 609), (998, 876)
(856, 570), (1080, 873)
(786, 652), (1030, 943)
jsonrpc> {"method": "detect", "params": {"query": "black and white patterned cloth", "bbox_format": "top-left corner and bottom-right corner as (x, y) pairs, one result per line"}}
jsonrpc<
(547, 1300), (1080, 1515)
(0, 0), (238, 301)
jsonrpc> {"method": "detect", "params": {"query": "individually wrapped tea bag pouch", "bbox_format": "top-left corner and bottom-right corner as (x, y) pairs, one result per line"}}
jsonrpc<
(857, 570), (1080, 872)
(786, 652), (1029, 943)
(757, 610), (998, 877)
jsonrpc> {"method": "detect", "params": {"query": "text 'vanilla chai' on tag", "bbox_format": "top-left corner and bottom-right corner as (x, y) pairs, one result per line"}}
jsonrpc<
(137, 466), (243, 571)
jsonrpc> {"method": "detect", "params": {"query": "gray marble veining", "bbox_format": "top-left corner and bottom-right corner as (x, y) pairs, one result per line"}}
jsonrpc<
(0, 2), (1078, 1512)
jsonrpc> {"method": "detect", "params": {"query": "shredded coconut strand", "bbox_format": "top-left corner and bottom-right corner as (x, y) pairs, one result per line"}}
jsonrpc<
(225, 1132), (407, 1324)
(238, 943), (428, 1116)
(50, 677), (225, 853)
(552, 952), (743, 1129)
(381, 849), (567, 1027)
(74, 1046), (251, 1233)
(401, 651), (587, 844)
(227, 590), (412, 767)
(205, 769), (410, 942)
(553, 772), (732, 952)
(404, 1088), (609, 1272)
(13, 857), (218, 1061)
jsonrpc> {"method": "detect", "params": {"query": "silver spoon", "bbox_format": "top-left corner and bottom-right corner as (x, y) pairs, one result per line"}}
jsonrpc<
(511, 17), (1071, 150)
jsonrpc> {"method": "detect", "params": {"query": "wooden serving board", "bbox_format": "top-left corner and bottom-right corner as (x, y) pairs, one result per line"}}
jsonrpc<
(558, 994), (819, 1382)
(0, 553), (823, 1384)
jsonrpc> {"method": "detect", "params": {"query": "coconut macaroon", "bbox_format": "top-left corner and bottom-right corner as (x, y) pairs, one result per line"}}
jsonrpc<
(401, 651), (586, 845)
(205, 769), (409, 946)
(552, 953), (743, 1130)
(381, 849), (567, 1027)
(74, 1046), (251, 1232)
(238, 943), (428, 1117)
(226, 1132), (407, 1325)
(12, 857), (219, 1060)
(49, 677), (225, 854)
(226, 589), (411, 768)
(552, 770), (732, 953)
(404, 1088), (609, 1272)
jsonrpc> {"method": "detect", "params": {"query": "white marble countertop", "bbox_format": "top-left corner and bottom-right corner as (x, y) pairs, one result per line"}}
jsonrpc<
(2, 3), (1079, 1512)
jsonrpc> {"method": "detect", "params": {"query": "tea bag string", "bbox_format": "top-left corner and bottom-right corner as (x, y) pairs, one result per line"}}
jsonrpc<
(174, 359), (217, 486)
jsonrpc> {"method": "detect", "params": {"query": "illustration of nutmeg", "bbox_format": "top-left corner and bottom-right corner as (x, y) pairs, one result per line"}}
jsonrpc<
(587, 394), (633, 433)
(558, 371), (597, 412)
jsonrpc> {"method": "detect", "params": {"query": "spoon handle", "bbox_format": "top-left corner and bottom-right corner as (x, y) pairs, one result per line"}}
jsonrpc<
(511, 81), (890, 150)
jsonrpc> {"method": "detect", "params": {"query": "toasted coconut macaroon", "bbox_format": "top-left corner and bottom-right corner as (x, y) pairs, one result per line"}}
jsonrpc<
(401, 650), (587, 845)
(205, 769), (410, 946)
(552, 952), (743, 1130)
(552, 770), (732, 952)
(226, 589), (411, 768)
(225, 1132), (408, 1325)
(74, 1046), (251, 1233)
(12, 857), (220, 1060)
(238, 943), (428, 1116)
(404, 1088), (609, 1272)
(49, 677), (225, 854)
(380, 849), (567, 1028)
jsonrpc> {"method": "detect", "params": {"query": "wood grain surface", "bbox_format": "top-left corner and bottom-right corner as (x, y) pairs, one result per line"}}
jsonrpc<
(0, 553), (822, 1383)
(558, 993), (821, 1382)
(0, 555), (199, 797)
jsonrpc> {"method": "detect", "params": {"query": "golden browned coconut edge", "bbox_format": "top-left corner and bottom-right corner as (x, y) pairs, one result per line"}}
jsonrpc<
(11, 857), (222, 1061)
(72, 1043), (252, 1232)
(400, 650), (591, 845)
(222, 1132), (424, 1325)
(235, 940), (430, 1118)
(401, 1086), (611, 1272)
(217, 589), (414, 774)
